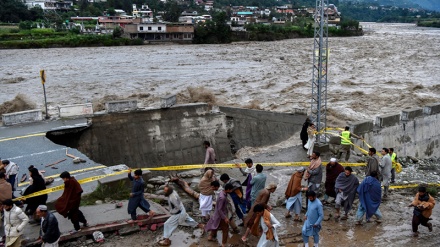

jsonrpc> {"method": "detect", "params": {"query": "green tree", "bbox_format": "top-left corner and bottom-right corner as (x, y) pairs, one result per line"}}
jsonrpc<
(113, 26), (123, 38)
(163, 1), (181, 22)
(0, 0), (31, 22)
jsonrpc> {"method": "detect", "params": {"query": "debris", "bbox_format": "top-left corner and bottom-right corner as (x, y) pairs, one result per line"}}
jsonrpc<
(45, 158), (67, 167)
(93, 231), (105, 243)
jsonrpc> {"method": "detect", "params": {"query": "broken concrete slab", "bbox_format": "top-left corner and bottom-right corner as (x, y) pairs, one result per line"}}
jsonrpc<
(349, 120), (374, 135)
(2, 109), (42, 126)
(375, 113), (401, 128)
(106, 100), (138, 113)
(160, 94), (177, 108)
(401, 107), (423, 121)
(423, 102), (440, 115)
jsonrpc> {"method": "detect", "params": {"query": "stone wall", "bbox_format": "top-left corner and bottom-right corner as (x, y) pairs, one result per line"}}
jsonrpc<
(350, 103), (440, 158)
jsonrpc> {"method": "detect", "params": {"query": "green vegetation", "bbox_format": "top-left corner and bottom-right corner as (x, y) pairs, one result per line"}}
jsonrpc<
(81, 181), (130, 206)
(417, 19), (440, 28)
(193, 12), (232, 44)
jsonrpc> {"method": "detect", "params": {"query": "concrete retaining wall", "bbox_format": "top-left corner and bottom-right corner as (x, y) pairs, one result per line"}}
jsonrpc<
(350, 103), (440, 158)
(2, 109), (42, 126)
(74, 103), (231, 168)
(106, 100), (138, 113)
(219, 106), (307, 153)
(59, 103), (93, 118)
(48, 104), (307, 169)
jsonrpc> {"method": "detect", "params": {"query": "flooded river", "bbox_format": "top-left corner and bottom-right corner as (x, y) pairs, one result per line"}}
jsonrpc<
(1, 23), (440, 125)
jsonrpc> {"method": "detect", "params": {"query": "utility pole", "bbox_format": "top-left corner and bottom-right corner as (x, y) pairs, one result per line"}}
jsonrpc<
(311, 0), (329, 144)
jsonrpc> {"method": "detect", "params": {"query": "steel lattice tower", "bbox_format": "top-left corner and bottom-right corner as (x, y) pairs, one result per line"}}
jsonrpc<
(311, 0), (329, 144)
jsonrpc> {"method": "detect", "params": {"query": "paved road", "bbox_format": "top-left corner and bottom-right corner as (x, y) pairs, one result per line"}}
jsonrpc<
(0, 118), (114, 202)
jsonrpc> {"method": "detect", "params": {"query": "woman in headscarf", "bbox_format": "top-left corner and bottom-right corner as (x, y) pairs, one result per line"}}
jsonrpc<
(22, 167), (47, 222)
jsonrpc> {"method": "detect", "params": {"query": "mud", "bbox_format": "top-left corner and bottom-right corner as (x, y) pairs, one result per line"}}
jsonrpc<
(1, 23), (440, 124)
(63, 144), (440, 247)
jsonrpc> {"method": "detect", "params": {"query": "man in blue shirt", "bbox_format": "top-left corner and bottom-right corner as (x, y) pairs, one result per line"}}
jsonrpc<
(302, 191), (323, 247)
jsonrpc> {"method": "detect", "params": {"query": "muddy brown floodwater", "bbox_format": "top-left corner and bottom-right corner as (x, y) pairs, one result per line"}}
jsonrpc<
(1, 23), (440, 125)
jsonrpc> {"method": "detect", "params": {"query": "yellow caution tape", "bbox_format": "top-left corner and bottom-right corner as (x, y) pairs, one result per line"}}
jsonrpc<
(390, 183), (440, 189)
(18, 165), (107, 187)
(0, 133), (46, 142)
(10, 160), (411, 201)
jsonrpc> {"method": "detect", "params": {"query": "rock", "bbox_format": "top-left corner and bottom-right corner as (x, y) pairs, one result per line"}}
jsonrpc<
(280, 56), (285, 60)
(407, 156), (419, 163)
(146, 184), (154, 189)
(95, 200), (103, 205)
(104, 197), (112, 203)
(155, 190), (165, 195)
(148, 177), (166, 185)
(276, 198), (285, 207)
(85, 239), (94, 245)
(158, 185), (166, 190)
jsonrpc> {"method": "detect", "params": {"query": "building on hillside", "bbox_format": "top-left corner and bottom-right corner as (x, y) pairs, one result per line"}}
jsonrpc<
(132, 4), (153, 18)
(25, 0), (73, 11)
(276, 6), (294, 14)
(124, 23), (194, 43)
(98, 16), (135, 30)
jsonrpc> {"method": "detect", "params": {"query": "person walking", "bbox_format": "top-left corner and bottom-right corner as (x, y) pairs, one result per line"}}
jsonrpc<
(242, 183), (277, 242)
(324, 158), (344, 204)
(252, 204), (281, 247)
(250, 164), (267, 208)
(304, 124), (316, 158)
(3, 199), (29, 247)
(365, 148), (380, 177)
(0, 172), (12, 209)
(127, 169), (154, 223)
(302, 191), (323, 247)
(22, 167), (47, 223)
(379, 148), (392, 198)
(158, 185), (204, 246)
(409, 186), (435, 237)
(55, 171), (88, 233)
(305, 152), (323, 197)
(205, 183), (233, 247)
(36, 205), (61, 247)
(198, 168), (216, 222)
(389, 148), (397, 183)
(300, 118), (312, 150)
(285, 167), (308, 221)
(2, 160), (18, 193)
(356, 171), (382, 225)
(236, 158), (256, 211)
(204, 141), (216, 165)
(334, 167), (359, 220)
(337, 126), (362, 162)
(220, 174), (246, 225)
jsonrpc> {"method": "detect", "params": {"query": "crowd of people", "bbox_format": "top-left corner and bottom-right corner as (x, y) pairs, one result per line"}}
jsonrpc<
(0, 137), (437, 247)
(0, 165), (87, 247)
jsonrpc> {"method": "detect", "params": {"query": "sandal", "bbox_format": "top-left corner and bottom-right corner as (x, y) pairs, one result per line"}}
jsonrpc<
(158, 239), (171, 246)
(341, 215), (348, 220)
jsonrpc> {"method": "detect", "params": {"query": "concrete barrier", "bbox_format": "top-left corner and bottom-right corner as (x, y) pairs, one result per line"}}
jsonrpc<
(160, 95), (177, 108)
(401, 108), (423, 121)
(106, 100), (138, 113)
(58, 103), (93, 118)
(376, 114), (401, 128)
(2, 109), (42, 126)
(349, 120), (374, 135)
(423, 102), (440, 115)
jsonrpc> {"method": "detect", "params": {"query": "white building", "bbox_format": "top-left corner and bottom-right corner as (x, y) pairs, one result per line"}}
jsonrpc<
(25, 0), (73, 10)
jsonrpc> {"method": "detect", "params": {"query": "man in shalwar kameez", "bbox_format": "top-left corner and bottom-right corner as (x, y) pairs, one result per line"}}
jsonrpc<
(236, 158), (256, 211)
(198, 168), (217, 221)
(158, 186), (204, 246)
(356, 171), (383, 225)
(205, 183), (234, 247)
(252, 204), (281, 247)
(302, 191), (323, 247)
(285, 167), (307, 221)
(334, 166), (359, 220)
(127, 169), (154, 223)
